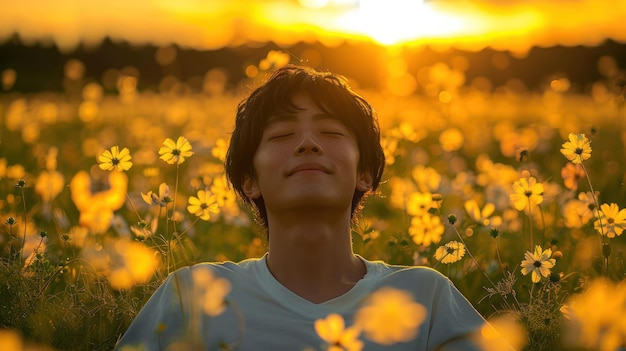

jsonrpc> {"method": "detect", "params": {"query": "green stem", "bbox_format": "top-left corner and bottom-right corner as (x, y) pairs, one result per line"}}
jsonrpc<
(23, 237), (44, 270)
(527, 197), (533, 250)
(451, 224), (497, 289)
(20, 187), (27, 260)
(494, 238), (506, 276)
(581, 162), (607, 275)
(126, 193), (143, 222)
(167, 164), (182, 273)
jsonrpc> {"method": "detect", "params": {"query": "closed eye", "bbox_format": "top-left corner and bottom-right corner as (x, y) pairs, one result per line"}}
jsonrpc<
(268, 133), (294, 141)
(321, 131), (345, 136)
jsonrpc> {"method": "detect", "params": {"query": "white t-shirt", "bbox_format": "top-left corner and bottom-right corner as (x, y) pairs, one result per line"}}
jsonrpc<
(115, 255), (489, 350)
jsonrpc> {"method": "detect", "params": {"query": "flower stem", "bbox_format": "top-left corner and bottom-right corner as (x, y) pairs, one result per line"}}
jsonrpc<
(581, 162), (607, 275)
(166, 164), (182, 273)
(20, 187), (27, 260)
(125, 193), (143, 222)
(451, 224), (497, 289)
(527, 197), (534, 250)
(494, 238), (506, 276)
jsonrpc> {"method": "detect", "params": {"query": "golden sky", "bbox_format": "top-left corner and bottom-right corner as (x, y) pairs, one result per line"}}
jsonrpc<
(1, 0), (625, 54)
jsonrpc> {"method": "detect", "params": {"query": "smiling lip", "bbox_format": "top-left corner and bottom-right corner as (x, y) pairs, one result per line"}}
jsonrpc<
(288, 163), (330, 176)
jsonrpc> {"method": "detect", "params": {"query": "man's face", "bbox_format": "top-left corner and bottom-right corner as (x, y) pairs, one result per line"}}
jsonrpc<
(243, 94), (371, 218)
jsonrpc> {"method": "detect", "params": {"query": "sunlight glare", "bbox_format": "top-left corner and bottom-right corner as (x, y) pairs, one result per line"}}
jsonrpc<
(337, 0), (462, 45)
(336, 0), (465, 45)
(299, 0), (330, 9)
(0, 0), (625, 53)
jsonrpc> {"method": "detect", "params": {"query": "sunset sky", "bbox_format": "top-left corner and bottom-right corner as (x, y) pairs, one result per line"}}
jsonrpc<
(1, 0), (625, 54)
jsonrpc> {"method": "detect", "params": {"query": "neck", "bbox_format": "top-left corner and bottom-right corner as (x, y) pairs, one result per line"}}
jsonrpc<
(264, 212), (365, 303)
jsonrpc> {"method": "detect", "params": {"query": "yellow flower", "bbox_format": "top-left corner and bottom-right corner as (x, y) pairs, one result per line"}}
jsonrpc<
(191, 268), (232, 316)
(560, 163), (585, 191)
(406, 192), (436, 217)
(106, 238), (159, 290)
(141, 183), (171, 206)
(187, 190), (219, 220)
(562, 199), (594, 229)
(509, 176), (544, 211)
(439, 127), (464, 152)
(314, 313), (363, 351)
(498, 128), (539, 159)
(409, 214), (444, 246)
(98, 146), (133, 172)
(474, 315), (527, 351)
(388, 121), (426, 143)
(70, 170), (128, 234)
(211, 138), (229, 162)
(210, 175), (236, 207)
(158, 136), (194, 165)
(355, 287), (426, 345)
(464, 199), (502, 227)
(0, 329), (23, 351)
(258, 50), (291, 71)
(434, 241), (466, 264)
(387, 177), (416, 210)
(380, 136), (398, 165)
(0, 158), (7, 179)
(35, 170), (64, 202)
(130, 224), (152, 241)
(411, 165), (441, 193)
(6, 164), (25, 180)
(560, 133), (592, 164)
(562, 278), (626, 351)
(520, 245), (556, 283)
(594, 203), (626, 238)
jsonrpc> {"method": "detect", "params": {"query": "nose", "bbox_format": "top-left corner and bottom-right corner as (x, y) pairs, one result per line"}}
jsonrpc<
(294, 133), (323, 155)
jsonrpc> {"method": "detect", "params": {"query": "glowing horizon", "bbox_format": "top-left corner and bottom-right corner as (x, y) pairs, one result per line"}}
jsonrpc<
(0, 0), (625, 54)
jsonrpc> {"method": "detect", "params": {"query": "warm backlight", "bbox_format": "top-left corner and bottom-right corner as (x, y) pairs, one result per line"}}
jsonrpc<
(0, 0), (625, 53)
(336, 0), (466, 45)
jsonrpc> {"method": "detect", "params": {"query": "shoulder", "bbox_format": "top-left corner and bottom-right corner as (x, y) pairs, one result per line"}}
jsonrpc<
(364, 258), (452, 284)
(362, 259), (460, 302)
(397, 265), (453, 286)
(170, 256), (265, 285)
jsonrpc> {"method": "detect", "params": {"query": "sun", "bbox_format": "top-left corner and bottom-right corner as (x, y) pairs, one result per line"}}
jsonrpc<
(335, 0), (467, 45)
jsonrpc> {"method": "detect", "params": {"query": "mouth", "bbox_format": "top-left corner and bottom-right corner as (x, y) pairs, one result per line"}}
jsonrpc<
(288, 163), (330, 176)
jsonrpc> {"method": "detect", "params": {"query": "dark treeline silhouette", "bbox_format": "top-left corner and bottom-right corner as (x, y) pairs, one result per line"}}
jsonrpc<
(1, 32), (625, 93)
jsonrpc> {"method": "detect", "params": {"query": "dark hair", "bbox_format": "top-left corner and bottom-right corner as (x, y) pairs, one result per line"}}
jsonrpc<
(225, 64), (385, 229)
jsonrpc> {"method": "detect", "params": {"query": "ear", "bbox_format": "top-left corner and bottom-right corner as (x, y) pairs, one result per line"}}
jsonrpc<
(356, 171), (374, 192)
(242, 175), (262, 199)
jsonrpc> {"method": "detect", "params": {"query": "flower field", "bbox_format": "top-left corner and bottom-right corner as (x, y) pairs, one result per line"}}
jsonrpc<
(1, 52), (626, 350)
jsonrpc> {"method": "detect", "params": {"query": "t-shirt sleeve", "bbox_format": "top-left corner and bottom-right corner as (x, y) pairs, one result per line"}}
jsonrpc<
(427, 273), (487, 351)
(114, 268), (190, 350)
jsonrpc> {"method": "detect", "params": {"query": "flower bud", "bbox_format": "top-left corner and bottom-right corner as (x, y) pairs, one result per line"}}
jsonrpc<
(489, 228), (499, 238)
(549, 272), (561, 283)
(447, 214), (457, 225)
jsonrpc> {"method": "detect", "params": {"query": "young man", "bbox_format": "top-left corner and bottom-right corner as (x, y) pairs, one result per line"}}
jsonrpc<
(116, 65), (502, 350)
